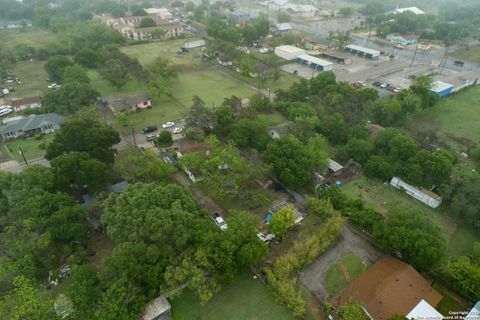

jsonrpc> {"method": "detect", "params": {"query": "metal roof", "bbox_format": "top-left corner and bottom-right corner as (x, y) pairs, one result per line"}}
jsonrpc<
(328, 158), (343, 172)
(275, 23), (292, 31)
(345, 44), (381, 56)
(430, 80), (454, 93)
(275, 45), (305, 54)
(297, 54), (333, 67)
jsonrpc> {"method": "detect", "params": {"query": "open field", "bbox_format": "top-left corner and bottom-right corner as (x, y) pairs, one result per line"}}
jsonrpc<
(341, 176), (480, 256)
(0, 28), (58, 50)
(120, 38), (204, 68)
(88, 70), (148, 97)
(325, 255), (366, 296)
(4, 134), (54, 161)
(9, 60), (48, 99)
(123, 69), (256, 129)
(408, 86), (480, 151)
(171, 271), (295, 320)
(452, 45), (480, 65)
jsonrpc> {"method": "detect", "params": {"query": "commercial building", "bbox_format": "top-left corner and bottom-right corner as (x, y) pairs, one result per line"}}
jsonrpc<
(345, 44), (380, 60)
(296, 54), (333, 72)
(333, 256), (442, 320)
(429, 81), (454, 97)
(390, 177), (443, 208)
(274, 45), (306, 60)
(318, 52), (352, 65)
(437, 70), (480, 94)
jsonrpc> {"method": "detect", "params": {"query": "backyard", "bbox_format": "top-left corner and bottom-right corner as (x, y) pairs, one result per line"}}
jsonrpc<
(171, 271), (296, 320)
(9, 60), (48, 98)
(407, 86), (480, 151)
(324, 255), (367, 296)
(341, 176), (480, 257)
(4, 134), (54, 162)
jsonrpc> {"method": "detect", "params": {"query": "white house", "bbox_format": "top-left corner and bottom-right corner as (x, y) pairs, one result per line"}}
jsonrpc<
(390, 177), (442, 208)
(391, 7), (425, 15)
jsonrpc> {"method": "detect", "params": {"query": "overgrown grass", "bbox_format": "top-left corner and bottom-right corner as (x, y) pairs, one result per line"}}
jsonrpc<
(88, 70), (148, 97)
(325, 264), (348, 296)
(9, 60), (48, 98)
(171, 271), (295, 320)
(120, 38), (204, 68)
(0, 27), (58, 50)
(452, 45), (480, 65)
(342, 255), (366, 281)
(122, 69), (256, 129)
(407, 86), (480, 151)
(341, 176), (480, 256)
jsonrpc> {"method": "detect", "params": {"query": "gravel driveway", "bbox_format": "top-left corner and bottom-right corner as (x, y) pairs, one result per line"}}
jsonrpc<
(299, 224), (383, 302)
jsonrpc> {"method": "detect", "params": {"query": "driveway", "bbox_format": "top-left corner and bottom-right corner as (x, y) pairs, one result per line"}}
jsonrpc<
(299, 224), (383, 302)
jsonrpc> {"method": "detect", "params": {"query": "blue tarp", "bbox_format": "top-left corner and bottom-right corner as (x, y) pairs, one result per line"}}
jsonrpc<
(265, 212), (273, 224)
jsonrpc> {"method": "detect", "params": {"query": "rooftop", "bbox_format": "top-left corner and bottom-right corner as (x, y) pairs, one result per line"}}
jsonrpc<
(11, 96), (41, 107)
(275, 45), (305, 54)
(275, 22), (293, 31)
(394, 7), (425, 15)
(106, 93), (150, 111)
(328, 158), (343, 172)
(333, 256), (442, 320)
(0, 113), (65, 134)
(406, 300), (443, 320)
(430, 80), (454, 93)
(141, 295), (171, 320)
(297, 54), (333, 67)
(345, 44), (381, 56)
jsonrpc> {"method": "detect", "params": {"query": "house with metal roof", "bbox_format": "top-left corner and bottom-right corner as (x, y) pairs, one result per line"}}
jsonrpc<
(0, 113), (65, 140)
(271, 22), (293, 35)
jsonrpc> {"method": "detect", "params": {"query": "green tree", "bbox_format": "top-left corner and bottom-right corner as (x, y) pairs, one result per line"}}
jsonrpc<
(449, 172), (480, 229)
(265, 135), (328, 188)
(341, 300), (370, 320)
(214, 105), (236, 138)
(151, 28), (165, 39)
(46, 118), (121, 164)
(328, 30), (351, 50)
(231, 118), (271, 150)
(74, 48), (102, 68)
(443, 256), (480, 300)
(185, 96), (216, 134)
(269, 206), (295, 237)
(45, 55), (74, 82)
(374, 210), (447, 270)
(51, 152), (112, 195)
(101, 59), (129, 88)
(0, 276), (57, 320)
(340, 138), (374, 165)
(156, 130), (173, 147)
(41, 82), (99, 114)
(364, 155), (395, 181)
(62, 65), (90, 84)
(64, 265), (101, 320)
(114, 149), (174, 182)
(139, 17), (156, 28)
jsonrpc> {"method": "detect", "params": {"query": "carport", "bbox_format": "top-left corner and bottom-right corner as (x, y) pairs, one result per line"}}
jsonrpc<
(296, 54), (334, 72)
(345, 44), (380, 60)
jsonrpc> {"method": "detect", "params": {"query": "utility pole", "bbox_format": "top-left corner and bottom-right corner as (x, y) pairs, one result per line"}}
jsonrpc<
(131, 126), (137, 148)
(411, 43), (419, 66)
(18, 146), (28, 166)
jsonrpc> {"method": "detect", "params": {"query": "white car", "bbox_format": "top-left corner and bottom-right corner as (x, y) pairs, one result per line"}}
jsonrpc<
(173, 127), (183, 134)
(146, 134), (159, 142)
(162, 121), (175, 128)
(48, 83), (61, 89)
(0, 108), (13, 117)
(212, 213), (228, 231)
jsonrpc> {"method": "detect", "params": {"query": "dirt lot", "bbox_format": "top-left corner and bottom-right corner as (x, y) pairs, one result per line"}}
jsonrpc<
(299, 224), (383, 302)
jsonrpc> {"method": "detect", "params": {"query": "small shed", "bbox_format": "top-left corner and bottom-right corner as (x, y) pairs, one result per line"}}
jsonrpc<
(327, 158), (344, 176)
(142, 295), (171, 320)
(429, 81), (454, 97)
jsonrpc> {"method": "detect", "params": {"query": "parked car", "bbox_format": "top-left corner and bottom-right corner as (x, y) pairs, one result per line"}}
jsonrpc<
(373, 81), (382, 87)
(212, 212), (228, 231)
(256, 232), (275, 243)
(142, 126), (158, 134)
(0, 107), (13, 117)
(146, 134), (159, 142)
(173, 127), (183, 134)
(379, 83), (388, 89)
(454, 60), (465, 67)
(161, 121), (175, 129)
(48, 83), (61, 89)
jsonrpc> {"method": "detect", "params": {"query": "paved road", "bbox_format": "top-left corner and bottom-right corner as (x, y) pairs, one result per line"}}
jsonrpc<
(0, 158), (50, 173)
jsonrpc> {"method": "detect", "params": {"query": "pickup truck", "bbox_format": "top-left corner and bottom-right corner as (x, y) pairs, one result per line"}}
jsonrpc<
(212, 212), (228, 231)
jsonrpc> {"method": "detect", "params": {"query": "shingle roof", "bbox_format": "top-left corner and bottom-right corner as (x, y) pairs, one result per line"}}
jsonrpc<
(333, 256), (442, 320)
(0, 113), (65, 134)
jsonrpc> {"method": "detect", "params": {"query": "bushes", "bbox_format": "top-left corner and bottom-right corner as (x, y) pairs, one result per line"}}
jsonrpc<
(266, 214), (344, 317)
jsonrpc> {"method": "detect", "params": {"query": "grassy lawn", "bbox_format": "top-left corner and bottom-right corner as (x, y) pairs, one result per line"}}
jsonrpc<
(0, 28), (58, 50)
(88, 70), (148, 97)
(407, 86), (480, 151)
(123, 69), (256, 129)
(325, 264), (348, 296)
(452, 45), (480, 65)
(171, 271), (295, 320)
(120, 38), (204, 68)
(4, 134), (54, 161)
(324, 255), (366, 296)
(341, 176), (480, 256)
(433, 283), (469, 316)
(9, 60), (48, 98)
